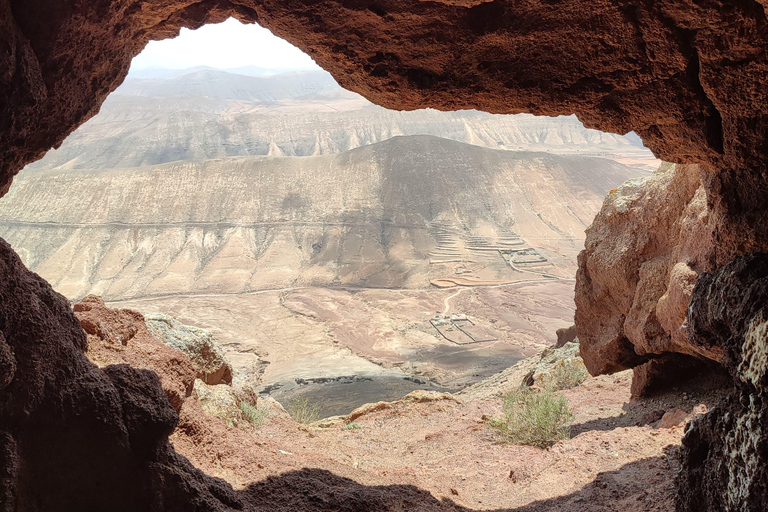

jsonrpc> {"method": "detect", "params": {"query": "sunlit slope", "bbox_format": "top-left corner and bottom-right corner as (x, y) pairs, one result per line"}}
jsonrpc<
(24, 69), (654, 171)
(1, 136), (644, 300)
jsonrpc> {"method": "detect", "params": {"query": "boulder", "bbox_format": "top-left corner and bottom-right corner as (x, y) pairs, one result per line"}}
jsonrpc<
(74, 296), (197, 412)
(555, 325), (577, 348)
(523, 341), (589, 390)
(576, 164), (721, 383)
(145, 313), (233, 385)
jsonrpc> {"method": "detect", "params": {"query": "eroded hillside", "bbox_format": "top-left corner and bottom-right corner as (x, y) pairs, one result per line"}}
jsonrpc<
(24, 69), (657, 171)
(1, 135), (645, 301)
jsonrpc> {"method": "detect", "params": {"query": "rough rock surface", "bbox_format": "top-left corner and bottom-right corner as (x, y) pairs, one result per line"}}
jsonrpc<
(75, 296), (198, 410)
(0, 239), (239, 511)
(555, 325), (578, 348)
(576, 164), (720, 378)
(677, 253), (768, 512)
(145, 313), (233, 385)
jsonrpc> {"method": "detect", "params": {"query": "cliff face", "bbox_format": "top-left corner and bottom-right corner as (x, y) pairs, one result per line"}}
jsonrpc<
(0, 136), (641, 300)
(575, 164), (720, 383)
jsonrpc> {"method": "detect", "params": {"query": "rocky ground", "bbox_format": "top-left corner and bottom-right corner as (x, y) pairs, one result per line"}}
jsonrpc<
(76, 294), (731, 512)
(186, 371), (727, 512)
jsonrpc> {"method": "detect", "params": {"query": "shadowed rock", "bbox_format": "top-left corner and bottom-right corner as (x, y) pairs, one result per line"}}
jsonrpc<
(0, 240), (239, 511)
(678, 253), (768, 511)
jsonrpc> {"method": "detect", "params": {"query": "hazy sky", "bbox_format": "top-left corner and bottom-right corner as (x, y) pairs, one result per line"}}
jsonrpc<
(130, 18), (320, 71)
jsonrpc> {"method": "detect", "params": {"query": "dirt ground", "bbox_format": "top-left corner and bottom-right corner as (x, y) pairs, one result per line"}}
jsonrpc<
(175, 367), (729, 512)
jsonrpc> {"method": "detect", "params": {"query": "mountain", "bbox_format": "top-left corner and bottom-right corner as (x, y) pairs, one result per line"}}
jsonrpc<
(0, 135), (644, 301)
(24, 68), (657, 171)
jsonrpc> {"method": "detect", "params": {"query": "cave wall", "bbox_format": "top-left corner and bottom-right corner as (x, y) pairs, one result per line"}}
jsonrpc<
(677, 254), (768, 512)
(2, 0), (768, 509)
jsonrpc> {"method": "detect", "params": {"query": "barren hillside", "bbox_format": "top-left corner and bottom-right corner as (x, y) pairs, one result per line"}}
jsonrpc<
(24, 69), (657, 171)
(1, 135), (644, 301)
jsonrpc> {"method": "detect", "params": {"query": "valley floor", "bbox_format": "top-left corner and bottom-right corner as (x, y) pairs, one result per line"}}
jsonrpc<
(111, 280), (575, 415)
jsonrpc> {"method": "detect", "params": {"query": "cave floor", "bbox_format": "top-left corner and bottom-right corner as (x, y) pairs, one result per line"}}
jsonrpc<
(173, 369), (729, 511)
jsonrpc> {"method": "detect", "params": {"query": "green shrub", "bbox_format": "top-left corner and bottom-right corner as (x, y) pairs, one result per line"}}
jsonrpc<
(344, 421), (362, 431)
(239, 401), (268, 428)
(286, 397), (321, 424)
(490, 387), (573, 448)
(545, 359), (589, 391)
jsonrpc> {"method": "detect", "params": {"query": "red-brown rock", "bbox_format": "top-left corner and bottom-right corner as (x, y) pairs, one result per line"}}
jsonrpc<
(0, 239), (240, 511)
(576, 164), (721, 377)
(74, 295), (197, 413)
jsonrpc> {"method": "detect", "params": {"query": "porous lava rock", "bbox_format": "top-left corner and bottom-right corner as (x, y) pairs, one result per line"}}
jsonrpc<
(0, 239), (240, 511)
(576, 164), (720, 380)
(145, 312), (233, 386)
(677, 253), (768, 512)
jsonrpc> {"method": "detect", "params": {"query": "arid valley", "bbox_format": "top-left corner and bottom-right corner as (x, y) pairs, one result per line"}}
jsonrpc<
(0, 67), (656, 415)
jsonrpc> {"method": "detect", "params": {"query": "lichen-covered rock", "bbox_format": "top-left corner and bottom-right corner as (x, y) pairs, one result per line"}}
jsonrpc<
(523, 341), (589, 390)
(677, 253), (768, 512)
(576, 164), (721, 380)
(145, 313), (233, 385)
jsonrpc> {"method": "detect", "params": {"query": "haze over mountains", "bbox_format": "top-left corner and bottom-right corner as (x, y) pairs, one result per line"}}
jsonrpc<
(3, 67), (656, 303)
(26, 68), (657, 171)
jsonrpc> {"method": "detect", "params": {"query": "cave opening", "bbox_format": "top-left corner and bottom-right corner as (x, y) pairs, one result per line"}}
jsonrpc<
(2, 2), (768, 511)
(1, 17), (663, 419)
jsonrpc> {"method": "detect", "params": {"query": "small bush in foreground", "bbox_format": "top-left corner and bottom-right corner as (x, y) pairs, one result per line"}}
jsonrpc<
(344, 421), (362, 431)
(286, 397), (321, 424)
(545, 359), (589, 391)
(239, 401), (268, 428)
(490, 387), (573, 448)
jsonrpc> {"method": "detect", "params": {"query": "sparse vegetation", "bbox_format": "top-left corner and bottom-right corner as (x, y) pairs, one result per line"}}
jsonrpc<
(490, 387), (573, 448)
(239, 400), (268, 428)
(544, 359), (589, 391)
(344, 421), (362, 431)
(286, 397), (321, 424)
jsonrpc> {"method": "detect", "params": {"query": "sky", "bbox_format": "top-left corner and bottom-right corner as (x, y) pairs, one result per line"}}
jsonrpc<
(130, 18), (320, 71)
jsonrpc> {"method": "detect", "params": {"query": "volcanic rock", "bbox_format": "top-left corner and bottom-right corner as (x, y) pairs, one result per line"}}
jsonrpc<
(74, 295), (197, 411)
(0, 239), (238, 511)
(576, 164), (720, 378)
(678, 253), (768, 511)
